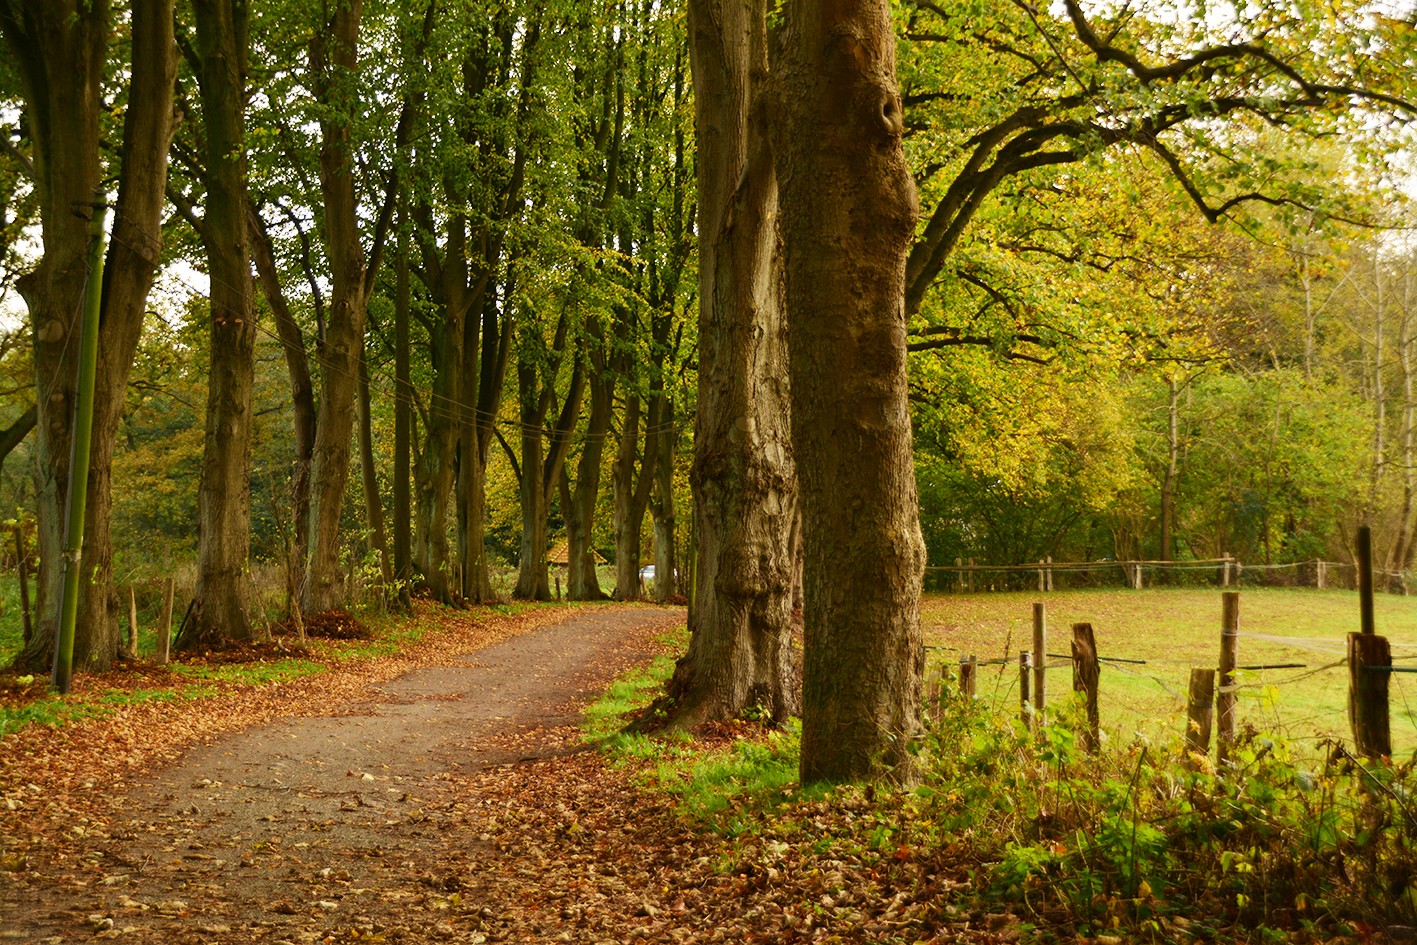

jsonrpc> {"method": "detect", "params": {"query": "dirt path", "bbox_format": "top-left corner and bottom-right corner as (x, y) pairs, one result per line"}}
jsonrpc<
(1, 605), (689, 944)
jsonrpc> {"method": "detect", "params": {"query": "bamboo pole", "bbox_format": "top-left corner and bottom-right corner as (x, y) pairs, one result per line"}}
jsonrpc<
(51, 192), (109, 695)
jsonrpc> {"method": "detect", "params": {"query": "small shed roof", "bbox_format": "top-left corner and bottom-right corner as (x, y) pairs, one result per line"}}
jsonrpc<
(547, 540), (607, 566)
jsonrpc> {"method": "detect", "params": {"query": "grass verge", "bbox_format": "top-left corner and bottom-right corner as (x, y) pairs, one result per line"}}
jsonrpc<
(589, 627), (1417, 943)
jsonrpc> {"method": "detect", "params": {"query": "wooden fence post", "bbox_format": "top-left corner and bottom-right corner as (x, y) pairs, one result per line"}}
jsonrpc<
(959, 655), (978, 698)
(956, 557), (964, 593)
(1350, 527), (1389, 757)
(1358, 525), (1375, 637)
(1038, 560), (1045, 593)
(1317, 559), (1326, 590)
(1046, 555), (1054, 592)
(1222, 554), (1231, 587)
(1186, 667), (1216, 761)
(968, 558), (975, 594)
(1348, 632), (1391, 758)
(926, 662), (944, 718)
(127, 584), (139, 656)
(1032, 602), (1047, 723)
(1020, 651), (1033, 728)
(1218, 591), (1240, 766)
(156, 576), (174, 665)
(1072, 623), (1100, 753)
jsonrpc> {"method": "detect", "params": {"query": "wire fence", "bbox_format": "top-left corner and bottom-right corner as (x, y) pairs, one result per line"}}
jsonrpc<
(922, 596), (1417, 762)
(924, 557), (1402, 594)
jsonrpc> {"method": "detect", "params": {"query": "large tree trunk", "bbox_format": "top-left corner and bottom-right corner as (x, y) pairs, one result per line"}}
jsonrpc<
(514, 359), (552, 601)
(249, 206), (316, 607)
(358, 349), (393, 592)
(459, 286), (514, 604)
(4, 0), (176, 672)
(412, 308), (460, 604)
(186, 0), (256, 647)
(772, 0), (925, 783)
(392, 197), (413, 608)
(513, 334), (583, 601)
(566, 349), (613, 601)
(611, 395), (649, 599)
(302, 1), (367, 614)
(656, 0), (798, 729)
(649, 396), (678, 603)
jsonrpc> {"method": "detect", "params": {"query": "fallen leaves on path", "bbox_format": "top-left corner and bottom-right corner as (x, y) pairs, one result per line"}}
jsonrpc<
(0, 604), (1018, 944)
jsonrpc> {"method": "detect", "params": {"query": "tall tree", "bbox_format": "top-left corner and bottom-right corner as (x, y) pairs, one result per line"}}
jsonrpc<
(172, 0), (259, 647)
(658, 0), (799, 727)
(2, 0), (177, 671)
(772, 0), (925, 782)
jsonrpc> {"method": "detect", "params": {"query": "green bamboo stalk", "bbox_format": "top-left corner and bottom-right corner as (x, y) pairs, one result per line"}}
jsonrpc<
(51, 191), (109, 695)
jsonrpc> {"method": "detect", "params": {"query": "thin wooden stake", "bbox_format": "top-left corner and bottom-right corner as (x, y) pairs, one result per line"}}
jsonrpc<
(1358, 525), (1376, 636)
(926, 663), (943, 718)
(1038, 560), (1045, 593)
(1020, 651), (1033, 729)
(968, 558), (975, 594)
(127, 584), (139, 657)
(1186, 667), (1216, 763)
(1072, 623), (1101, 753)
(1046, 555), (1054, 592)
(1218, 591), (1240, 766)
(1349, 631), (1392, 758)
(13, 525), (30, 644)
(1032, 601), (1047, 722)
(156, 577), (174, 665)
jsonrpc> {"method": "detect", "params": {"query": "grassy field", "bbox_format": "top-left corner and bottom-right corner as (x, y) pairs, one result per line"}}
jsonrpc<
(922, 586), (1417, 760)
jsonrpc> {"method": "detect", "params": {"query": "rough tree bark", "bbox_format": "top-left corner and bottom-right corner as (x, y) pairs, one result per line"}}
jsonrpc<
(772, 0), (925, 782)
(513, 317), (584, 600)
(357, 349), (393, 592)
(564, 338), (613, 601)
(611, 393), (660, 600)
(183, 0), (257, 647)
(649, 394), (678, 604)
(651, 0), (799, 729)
(302, 0), (368, 614)
(3, 0), (176, 671)
(248, 208), (316, 609)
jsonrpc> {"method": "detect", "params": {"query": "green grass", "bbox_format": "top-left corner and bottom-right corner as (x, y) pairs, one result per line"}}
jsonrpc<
(921, 586), (1417, 758)
(169, 656), (326, 686)
(0, 574), (35, 667)
(584, 623), (804, 830)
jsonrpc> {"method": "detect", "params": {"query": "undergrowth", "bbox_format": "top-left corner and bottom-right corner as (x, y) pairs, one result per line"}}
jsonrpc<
(591, 649), (1417, 941)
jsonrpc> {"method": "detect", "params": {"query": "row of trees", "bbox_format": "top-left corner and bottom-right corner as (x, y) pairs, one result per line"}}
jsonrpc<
(0, 0), (1411, 781)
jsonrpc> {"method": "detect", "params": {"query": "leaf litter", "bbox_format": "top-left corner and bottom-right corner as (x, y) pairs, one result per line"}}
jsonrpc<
(0, 603), (1011, 944)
